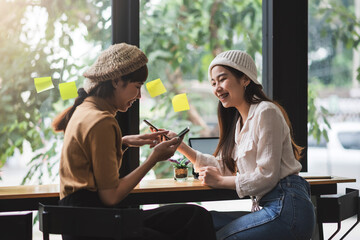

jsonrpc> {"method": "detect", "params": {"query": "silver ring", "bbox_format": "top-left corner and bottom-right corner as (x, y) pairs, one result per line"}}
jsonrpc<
(153, 140), (158, 144)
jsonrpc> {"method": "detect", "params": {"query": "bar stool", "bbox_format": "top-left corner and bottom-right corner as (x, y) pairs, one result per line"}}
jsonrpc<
(38, 203), (143, 240)
(317, 188), (359, 240)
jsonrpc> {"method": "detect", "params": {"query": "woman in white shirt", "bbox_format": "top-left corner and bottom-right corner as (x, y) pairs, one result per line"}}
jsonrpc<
(172, 50), (315, 240)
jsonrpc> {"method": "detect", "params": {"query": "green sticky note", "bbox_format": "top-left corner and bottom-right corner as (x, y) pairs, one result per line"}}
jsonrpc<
(34, 77), (54, 93)
(146, 78), (167, 97)
(59, 81), (78, 100)
(172, 93), (190, 112)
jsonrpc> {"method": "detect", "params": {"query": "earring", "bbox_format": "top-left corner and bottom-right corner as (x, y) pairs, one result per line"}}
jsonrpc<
(244, 85), (247, 91)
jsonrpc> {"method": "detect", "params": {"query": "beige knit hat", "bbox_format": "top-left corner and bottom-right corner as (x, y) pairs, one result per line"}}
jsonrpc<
(83, 43), (148, 93)
(208, 50), (260, 85)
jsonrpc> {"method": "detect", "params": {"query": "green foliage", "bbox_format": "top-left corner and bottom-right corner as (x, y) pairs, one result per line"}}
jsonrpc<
(307, 0), (360, 144)
(1, 0), (358, 184)
(309, 0), (360, 86)
(0, 0), (111, 182)
(308, 83), (331, 144)
(319, 1), (360, 50)
(140, 0), (262, 83)
(169, 156), (191, 169)
(21, 140), (60, 185)
(139, 0), (262, 178)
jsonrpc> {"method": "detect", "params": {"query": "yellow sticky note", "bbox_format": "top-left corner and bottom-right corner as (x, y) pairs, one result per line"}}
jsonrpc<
(146, 78), (167, 97)
(34, 77), (54, 93)
(172, 93), (190, 112)
(59, 81), (78, 100)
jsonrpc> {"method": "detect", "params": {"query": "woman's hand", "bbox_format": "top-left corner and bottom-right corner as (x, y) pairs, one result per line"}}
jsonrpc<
(148, 136), (184, 164)
(122, 131), (169, 148)
(163, 130), (177, 139)
(198, 166), (223, 188)
(149, 128), (177, 142)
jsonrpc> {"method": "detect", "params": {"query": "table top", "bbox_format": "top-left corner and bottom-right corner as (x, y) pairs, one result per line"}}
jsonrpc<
(0, 184), (60, 199)
(304, 176), (356, 185)
(0, 176), (356, 200)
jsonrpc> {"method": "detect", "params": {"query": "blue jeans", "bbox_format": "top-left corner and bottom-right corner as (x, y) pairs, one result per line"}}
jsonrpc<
(212, 175), (315, 240)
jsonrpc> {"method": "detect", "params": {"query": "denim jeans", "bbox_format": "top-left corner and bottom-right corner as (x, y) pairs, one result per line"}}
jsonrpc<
(212, 175), (316, 240)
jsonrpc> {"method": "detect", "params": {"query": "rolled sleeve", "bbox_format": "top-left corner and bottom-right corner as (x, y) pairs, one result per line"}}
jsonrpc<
(194, 151), (233, 176)
(194, 151), (218, 170)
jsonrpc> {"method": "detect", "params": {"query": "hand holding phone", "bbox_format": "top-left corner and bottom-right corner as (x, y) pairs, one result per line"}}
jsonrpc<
(176, 126), (190, 138)
(143, 119), (171, 140)
(143, 119), (190, 140)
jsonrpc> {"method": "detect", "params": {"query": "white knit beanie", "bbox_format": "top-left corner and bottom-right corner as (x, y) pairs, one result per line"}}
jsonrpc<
(208, 50), (260, 85)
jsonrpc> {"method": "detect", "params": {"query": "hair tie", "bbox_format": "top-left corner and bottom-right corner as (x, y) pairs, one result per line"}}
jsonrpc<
(77, 88), (88, 99)
(72, 88), (88, 109)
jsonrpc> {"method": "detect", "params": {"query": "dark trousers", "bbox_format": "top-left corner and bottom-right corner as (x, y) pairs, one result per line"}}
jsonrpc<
(59, 189), (216, 240)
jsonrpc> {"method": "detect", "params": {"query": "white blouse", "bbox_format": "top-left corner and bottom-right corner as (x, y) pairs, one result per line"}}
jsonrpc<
(194, 101), (302, 202)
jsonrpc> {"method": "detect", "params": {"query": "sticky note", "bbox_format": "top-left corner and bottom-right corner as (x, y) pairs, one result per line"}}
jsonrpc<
(146, 78), (167, 97)
(172, 93), (190, 112)
(34, 77), (54, 93)
(59, 81), (78, 100)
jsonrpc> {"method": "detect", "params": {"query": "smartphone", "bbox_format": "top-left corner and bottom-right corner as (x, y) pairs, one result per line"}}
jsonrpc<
(143, 119), (190, 140)
(143, 119), (171, 140)
(143, 119), (160, 131)
(176, 126), (190, 138)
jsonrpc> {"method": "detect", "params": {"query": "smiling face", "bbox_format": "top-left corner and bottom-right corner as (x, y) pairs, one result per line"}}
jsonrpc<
(111, 80), (143, 112)
(210, 65), (249, 110)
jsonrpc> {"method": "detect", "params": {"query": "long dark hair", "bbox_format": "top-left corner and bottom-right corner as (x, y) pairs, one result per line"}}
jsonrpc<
(213, 66), (304, 173)
(52, 65), (148, 132)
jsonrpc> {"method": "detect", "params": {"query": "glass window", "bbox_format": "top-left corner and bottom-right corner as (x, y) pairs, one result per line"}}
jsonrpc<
(139, 0), (262, 179)
(338, 131), (360, 150)
(0, 0), (111, 186)
(308, 135), (327, 148)
(308, 0), (360, 180)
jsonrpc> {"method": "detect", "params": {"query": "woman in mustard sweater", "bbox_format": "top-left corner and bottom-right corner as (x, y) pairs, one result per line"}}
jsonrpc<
(53, 43), (216, 240)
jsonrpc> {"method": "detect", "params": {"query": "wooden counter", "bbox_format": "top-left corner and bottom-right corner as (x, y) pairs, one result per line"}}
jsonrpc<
(0, 176), (356, 211)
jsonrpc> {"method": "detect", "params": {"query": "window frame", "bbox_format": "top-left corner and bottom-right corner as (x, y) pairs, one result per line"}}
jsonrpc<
(113, 0), (309, 174)
(112, 0), (140, 177)
(262, 0), (308, 171)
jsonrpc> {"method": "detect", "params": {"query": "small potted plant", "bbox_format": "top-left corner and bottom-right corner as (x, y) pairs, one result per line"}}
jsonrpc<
(168, 156), (191, 182)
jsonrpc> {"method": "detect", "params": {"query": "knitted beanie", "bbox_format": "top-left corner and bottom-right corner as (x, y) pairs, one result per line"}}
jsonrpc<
(83, 43), (148, 93)
(208, 50), (260, 85)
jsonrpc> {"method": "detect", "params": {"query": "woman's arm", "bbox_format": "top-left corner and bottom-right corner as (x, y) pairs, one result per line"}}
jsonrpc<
(164, 130), (229, 175)
(122, 131), (169, 148)
(176, 142), (197, 164)
(98, 137), (181, 206)
(198, 166), (236, 190)
(151, 129), (198, 164)
(98, 153), (156, 206)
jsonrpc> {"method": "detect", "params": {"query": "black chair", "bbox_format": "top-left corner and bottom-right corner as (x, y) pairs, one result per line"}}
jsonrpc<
(38, 203), (143, 240)
(317, 188), (360, 240)
(0, 212), (33, 240)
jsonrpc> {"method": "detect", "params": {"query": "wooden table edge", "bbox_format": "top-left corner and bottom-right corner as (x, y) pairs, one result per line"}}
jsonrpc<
(0, 176), (356, 199)
(305, 176), (356, 185)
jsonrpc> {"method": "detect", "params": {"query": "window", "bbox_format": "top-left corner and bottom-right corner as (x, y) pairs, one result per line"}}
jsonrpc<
(308, 136), (327, 148)
(139, 0), (262, 179)
(307, 0), (360, 178)
(338, 132), (360, 150)
(0, 0), (111, 186)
